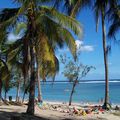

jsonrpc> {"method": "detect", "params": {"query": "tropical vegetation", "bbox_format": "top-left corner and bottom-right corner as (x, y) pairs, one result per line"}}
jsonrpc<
(61, 54), (94, 105)
(0, 0), (120, 116)
(0, 0), (82, 115)
(62, 0), (120, 110)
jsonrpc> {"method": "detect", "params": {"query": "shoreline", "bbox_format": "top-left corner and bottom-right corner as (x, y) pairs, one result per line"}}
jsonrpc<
(5, 98), (120, 107)
(34, 99), (120, 107)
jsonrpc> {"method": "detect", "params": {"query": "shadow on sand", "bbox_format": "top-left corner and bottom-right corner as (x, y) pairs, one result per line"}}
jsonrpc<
(0, 110), (74, 120)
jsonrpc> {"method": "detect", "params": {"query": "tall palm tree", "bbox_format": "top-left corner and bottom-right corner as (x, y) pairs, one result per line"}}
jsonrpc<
(63, 0), (119, 109)
(93, 0), (119, 109)
(0, 0), (82, 115)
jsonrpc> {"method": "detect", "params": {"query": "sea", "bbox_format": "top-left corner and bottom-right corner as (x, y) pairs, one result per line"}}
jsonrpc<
(3, 79), (120, 104)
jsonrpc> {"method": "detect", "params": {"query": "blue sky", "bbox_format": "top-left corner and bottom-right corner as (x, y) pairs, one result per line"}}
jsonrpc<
(0, 0), (120, 80)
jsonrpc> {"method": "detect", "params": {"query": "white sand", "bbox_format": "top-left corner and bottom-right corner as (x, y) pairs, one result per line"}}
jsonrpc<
(0, 102), (120, 120)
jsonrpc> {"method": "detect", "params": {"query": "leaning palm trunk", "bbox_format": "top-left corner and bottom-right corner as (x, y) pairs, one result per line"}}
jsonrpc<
(36, 59), (42, 102)
(101, 9), (109, 109)
(22, 60), (31, 103)
(26, 45), (36, 115)
(37, 65), (42, 102)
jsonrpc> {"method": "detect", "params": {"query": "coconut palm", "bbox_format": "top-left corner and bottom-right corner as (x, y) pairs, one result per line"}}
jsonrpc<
(64, 0), (119, 109)
(93, 0), (120, 109)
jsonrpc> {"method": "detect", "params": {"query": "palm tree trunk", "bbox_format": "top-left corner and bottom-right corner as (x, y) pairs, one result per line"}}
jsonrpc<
(22, 67), (30, 103)
(101, 9), (109, 109)
(36, 61), (42, 103)
(22, 85), (28, 103)
(0, 75), (3, 101)
(69, 79), (77, 106)
(16, 80), (20, 102)
(4, 90), (7, 100)
(26, 2), (36, 115)
(22, 90), (26, 103)
(26, 46), (36, 115)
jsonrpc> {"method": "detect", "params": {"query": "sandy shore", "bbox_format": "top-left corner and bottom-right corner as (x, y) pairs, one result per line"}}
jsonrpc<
(0, 102), (120, 120)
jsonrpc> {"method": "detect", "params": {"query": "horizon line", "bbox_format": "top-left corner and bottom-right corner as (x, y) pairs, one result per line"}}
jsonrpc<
(41, 78), (120, 83)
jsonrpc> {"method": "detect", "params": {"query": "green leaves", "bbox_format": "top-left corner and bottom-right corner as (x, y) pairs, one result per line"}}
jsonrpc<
(0, 8), (19, 22)
(0, 0), (83, 93)
(35, 32), (59, 80)
(61, 54), (95, 82)
(13, 22), (27, 35)
(39, 6), (83, 38)
(108, 3), (120, 39)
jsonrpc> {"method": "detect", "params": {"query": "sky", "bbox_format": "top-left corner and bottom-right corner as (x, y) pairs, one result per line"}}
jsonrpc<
(0, 0), (120, 80)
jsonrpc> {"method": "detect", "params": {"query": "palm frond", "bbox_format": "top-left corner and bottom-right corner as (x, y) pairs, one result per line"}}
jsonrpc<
(70, 0), (91, 17)
(3, 38), (22, 54)
(93, 0), (102, 32)
(39, 6), (83, 38)
(35, 32), (59, 80)
(0, 8), (19, 22)
(36, 14), (77, 59)
(108, 3), (120, 39)
(108, 22), (120, 39)
(13, 22), (27, 35)
(59, 27), (77, 60)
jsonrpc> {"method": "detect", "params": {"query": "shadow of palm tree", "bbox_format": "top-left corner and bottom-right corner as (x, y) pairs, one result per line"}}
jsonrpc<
(0, 110), (74, 120)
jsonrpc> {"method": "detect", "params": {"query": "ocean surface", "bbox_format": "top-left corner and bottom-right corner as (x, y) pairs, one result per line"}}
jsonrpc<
(3, 79), (120, 104)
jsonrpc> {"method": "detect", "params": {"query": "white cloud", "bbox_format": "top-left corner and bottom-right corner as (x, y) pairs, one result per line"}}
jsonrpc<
(76, 40), (83, 48)
(8, 33), (20, 41)
(75, 40), (94, 52)
(80, 45), (94, 52)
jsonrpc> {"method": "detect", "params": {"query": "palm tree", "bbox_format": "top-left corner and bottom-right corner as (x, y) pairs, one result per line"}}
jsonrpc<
(93, 0), (119, 109)
(63, 0), (119, 109)
(0, 58), (10, 101)
(0, 0), (82, 115)
(0, 42), (11, 101)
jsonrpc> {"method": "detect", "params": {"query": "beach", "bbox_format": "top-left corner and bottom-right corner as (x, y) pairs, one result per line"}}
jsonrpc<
(1, 81), (120, 119)
(0, 101), (120, 120)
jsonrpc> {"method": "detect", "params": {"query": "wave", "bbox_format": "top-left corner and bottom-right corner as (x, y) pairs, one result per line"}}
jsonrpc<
(41, 79), (120, 84)
(79, 80), (120, 84)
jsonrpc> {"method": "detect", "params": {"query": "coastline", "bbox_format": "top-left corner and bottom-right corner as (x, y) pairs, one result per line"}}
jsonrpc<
(37, 100), (120, 107)
(7, 98), (120, 107)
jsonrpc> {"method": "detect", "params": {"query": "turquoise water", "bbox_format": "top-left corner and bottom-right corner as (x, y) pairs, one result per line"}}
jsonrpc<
(4, 80), (120, 104)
